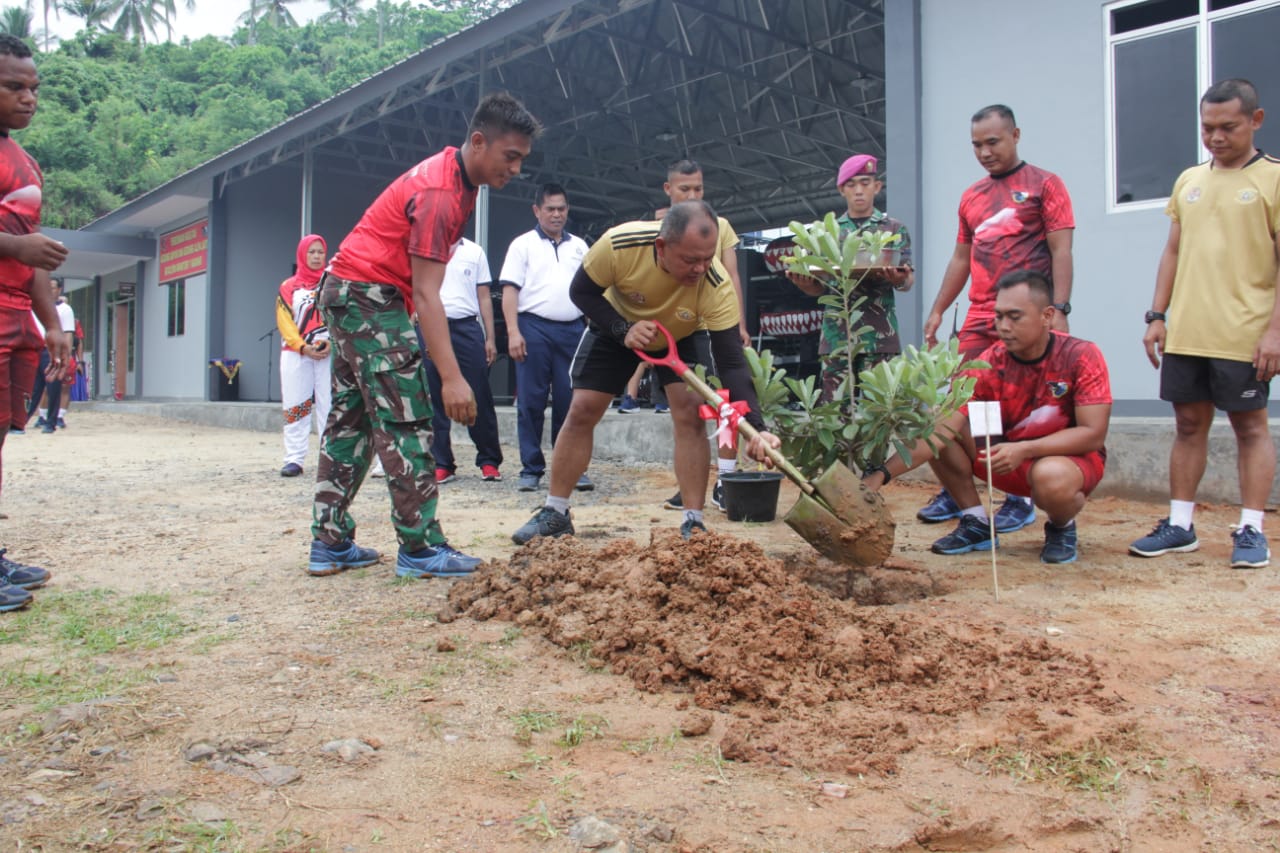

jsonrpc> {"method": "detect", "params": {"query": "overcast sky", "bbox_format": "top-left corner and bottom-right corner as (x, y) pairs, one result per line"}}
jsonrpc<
(50, 1), (333, 42)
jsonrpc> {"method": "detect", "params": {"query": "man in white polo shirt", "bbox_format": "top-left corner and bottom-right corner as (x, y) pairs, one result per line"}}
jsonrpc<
(499, 183), (592, 492)
(421, 237), (504, 484)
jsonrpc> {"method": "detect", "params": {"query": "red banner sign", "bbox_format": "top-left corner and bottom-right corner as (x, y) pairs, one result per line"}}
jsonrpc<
(158, 219), (209, 283)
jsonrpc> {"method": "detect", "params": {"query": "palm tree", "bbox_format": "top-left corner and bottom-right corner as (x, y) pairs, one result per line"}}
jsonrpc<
(238, 0), (298, 29)
(59, 0), (112, 30)
(0, 3), (33, 38)
(160, 0), (193, 41)
(109, 0), (162, 44)
(320, 0), (360, 26)
(38, 0), (55, 49)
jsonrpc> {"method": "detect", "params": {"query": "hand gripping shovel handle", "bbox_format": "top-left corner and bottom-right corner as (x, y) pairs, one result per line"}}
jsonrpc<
(633, 322), (817, 496)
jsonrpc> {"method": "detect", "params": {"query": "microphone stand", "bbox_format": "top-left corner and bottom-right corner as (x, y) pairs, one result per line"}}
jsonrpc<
(258, 326), (277, 402)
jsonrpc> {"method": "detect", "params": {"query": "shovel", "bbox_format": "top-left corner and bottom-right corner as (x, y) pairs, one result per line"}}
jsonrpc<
(634, 323), (895, 566)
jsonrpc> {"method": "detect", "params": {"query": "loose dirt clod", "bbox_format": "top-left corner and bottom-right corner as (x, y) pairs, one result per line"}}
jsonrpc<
(448, 531), (1114, 771)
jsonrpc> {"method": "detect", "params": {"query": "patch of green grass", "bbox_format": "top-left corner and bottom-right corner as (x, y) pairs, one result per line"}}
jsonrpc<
(497, 626), (522, 646)
(556, 713), (609, 748)
(984, 742), (1125, 797)
(515, 800), (559, 840)
(512, 709), (560, 745)
(0, 589), (190, 654)
(190, 632), (236, 655)
(0, 660), (156, 711)
(568, 640), (604, 671)
(142, 819), (241, 852)
(621, 727), (683, 755)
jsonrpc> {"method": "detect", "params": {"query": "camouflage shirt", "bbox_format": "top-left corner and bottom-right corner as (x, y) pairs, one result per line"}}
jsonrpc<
(819, 209), (913, 356)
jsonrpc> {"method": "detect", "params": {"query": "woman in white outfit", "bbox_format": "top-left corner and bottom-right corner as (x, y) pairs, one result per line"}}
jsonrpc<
(277, 235), (332, 477)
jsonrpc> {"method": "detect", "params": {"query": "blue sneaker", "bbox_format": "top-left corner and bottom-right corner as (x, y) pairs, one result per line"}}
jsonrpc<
(654, 403), (670, 414)
(1129, 518), (1198, 558)
(395, 543), (483, 578)
(8, 426), (23, 435)
(308, 539), (380, 577)
(1230, 524), (1270, 569)
(917, 489), (961, 523)
(0, 581), (32, 612)
(1040, 521), (1078, 564)
(618, 394), (638, 413)
(0, 549), (50, 589)
(994, 495), (1037, 533)
(931, 514), (997, 555)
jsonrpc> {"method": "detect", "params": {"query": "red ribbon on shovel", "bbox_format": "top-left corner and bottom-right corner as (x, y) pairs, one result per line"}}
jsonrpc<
(698, 389), (751, 450)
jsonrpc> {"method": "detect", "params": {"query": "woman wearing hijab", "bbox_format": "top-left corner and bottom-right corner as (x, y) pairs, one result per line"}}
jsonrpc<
(277, 234), (332, 477)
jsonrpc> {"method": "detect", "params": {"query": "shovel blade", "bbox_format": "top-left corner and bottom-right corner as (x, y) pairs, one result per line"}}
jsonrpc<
(783, 463), (896, 566)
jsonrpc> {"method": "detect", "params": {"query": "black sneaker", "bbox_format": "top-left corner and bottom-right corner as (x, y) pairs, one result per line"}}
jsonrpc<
(512, 506), (574, 545)
(930, 514), (997, 555)
(0, 549), (50, 589)
(663, 492), (684, 511)
(680, 518), (708, 539)
(1040, 521), (1078, 564)
(710, 480), (725, 512)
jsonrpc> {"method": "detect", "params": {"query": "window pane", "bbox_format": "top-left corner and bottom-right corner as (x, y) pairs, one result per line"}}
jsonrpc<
(1114, 28), (1199, 204)
(1112, 0), (1197, 35)
(1211, 5), (1280, 156)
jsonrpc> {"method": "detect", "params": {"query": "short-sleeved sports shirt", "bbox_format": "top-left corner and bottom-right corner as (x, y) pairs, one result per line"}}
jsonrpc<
(0, 134), (44, 312)
(1163, 153), (1280, 363)
(329, 146), (477, 302)
(580, 220), (737, 351)
(957, 162), (1074, 329)
(962, 332), (1110, 442)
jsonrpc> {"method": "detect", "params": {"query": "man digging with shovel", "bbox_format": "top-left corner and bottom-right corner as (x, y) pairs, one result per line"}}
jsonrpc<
(862, 270), (1111, 565)
(511, 200), (781, 544)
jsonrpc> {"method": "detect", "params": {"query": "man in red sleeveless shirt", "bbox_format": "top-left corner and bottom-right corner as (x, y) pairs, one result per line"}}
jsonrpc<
(864, 270), (1110, 565)
(0, 35), (69, 611)
(919, 104), (1076, 535)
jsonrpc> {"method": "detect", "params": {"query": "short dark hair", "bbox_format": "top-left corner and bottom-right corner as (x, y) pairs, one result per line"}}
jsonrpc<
(659, 200), (718, 244)
(0, 35), (31, 60)
(51, 276), (64, 290)
(971, 104), (1016, 128)
(534, 183), (566, 207)
(1201, 78), (1259, 114)
(996, 269), (1052, 304)
(667, 159), (702, 179)
(469, 91), (542, 140)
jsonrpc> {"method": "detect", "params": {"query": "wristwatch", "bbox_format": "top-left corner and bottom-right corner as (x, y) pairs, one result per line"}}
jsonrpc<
(1052, 301), (1071, 315)
(609, 318), (634, 343)
(1144, 310), (1166, 324)
(863, 463), (891, 486)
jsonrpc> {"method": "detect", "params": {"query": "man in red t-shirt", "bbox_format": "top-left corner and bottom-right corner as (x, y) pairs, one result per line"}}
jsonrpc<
(864, 270), (1110, 565)
(307, 92), (541, 581)
(0, 35), (69, 611)
(919, 104), (1077, 533)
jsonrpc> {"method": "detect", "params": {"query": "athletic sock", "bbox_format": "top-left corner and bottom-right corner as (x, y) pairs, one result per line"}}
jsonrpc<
(684, 509), (704, 525)
(58, 408), (67, 418)
(545, 496), (571, 515)
(1169, 500), (1195, 531)
(1240, 508), (1264, 532)
(717, 458), (736, 475)
(960, 505), (987, 520)
(1048, 519), (1076, 531)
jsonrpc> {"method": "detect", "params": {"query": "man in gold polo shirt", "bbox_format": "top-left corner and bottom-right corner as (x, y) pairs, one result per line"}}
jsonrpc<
(1132, 78), (1280, 569)
(511, 200), (781, 544)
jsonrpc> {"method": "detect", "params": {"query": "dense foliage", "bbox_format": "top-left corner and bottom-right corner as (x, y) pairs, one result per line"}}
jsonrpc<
(12, 2), (504, 228)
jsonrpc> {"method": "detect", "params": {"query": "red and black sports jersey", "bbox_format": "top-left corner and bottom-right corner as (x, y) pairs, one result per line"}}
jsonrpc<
(963, 332), (1110, 441)
(329, 146), (476, 305)
(957, 162), (1073, 329)
(0, 135), (43, 312)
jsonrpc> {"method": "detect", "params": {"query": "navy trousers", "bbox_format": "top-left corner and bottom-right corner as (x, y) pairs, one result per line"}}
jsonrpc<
(421, 318), (503, 473)
(26, 349), (60, 426)
(514, 312), (584, 478)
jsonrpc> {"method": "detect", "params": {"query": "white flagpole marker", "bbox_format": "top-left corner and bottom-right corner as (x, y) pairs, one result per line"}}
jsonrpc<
(968, 402), (1004, 603)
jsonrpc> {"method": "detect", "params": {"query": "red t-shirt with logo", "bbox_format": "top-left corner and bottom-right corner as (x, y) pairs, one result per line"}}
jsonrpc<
(0, 134), (44, 312)
(962, 332), (1110, 442)
(328, 147), (476, 305)
(956, 162), (1074, 332)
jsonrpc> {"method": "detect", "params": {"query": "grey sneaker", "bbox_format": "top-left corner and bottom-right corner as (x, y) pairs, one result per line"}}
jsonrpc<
(517, 473), (541, 492)
(1129, 518), (1198, 558)
(395, 543), (483, 578)
(0, 581), (32, 612)
(1230, 524), (1270, 569)
(680, 518), (708, 539)
(0, 549), (50, 589)
(308, 539), (380, 577)
(512, 506), (574, 545)
(575, 473), (595, 492)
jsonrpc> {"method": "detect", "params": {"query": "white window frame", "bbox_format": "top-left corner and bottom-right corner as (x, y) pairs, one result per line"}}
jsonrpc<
(1103, 0), (1280, 214)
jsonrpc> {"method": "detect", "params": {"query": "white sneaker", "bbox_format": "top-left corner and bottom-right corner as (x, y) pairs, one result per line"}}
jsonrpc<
(370, 458), (386, 478)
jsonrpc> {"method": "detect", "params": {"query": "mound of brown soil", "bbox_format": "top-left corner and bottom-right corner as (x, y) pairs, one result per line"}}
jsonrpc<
(445, 531), (1113, 772)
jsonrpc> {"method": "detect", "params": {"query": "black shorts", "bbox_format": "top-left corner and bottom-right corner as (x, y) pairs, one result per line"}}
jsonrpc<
(1160, 353), (1269, 412)
(571, 326), (713, 395)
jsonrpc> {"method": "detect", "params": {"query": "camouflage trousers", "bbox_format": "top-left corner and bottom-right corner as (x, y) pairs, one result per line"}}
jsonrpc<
(311, 275), (446, 551)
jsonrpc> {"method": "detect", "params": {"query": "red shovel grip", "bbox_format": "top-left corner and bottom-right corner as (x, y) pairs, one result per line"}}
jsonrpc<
(631, 322), (690, 375)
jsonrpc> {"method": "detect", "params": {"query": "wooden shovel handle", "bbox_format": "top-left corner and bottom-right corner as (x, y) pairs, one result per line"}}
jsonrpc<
(633, 322), (816, 496)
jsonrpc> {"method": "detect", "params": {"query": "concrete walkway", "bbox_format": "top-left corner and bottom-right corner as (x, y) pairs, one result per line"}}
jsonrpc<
(78, 399), (1278, 505)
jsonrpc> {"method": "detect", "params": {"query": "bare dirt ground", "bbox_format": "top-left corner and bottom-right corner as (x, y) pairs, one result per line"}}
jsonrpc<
(1, 411), (1278, 852)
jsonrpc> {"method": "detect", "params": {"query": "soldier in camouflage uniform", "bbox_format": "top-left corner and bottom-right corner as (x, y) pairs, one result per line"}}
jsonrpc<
(307, 92), (541, 579)
(789, 154), (913, 401)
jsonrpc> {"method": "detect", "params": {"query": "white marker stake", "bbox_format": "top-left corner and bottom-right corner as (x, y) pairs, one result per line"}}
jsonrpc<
(968, 401), (1004, 603)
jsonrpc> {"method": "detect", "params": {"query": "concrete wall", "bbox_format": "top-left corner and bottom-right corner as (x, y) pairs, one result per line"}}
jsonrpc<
(918, 0), (1172, 409)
